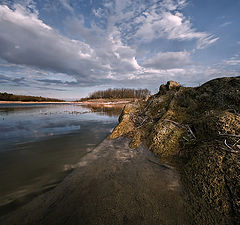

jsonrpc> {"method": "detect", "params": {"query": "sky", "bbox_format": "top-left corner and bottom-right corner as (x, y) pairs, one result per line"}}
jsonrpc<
(0, 0), (239, 99)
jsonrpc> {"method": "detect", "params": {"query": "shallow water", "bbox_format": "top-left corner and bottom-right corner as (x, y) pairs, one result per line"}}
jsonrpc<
(0, 103), (121, 215)
(0, 137), (191, 225)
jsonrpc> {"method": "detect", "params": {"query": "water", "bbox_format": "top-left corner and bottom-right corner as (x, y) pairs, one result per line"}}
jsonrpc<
(0, 103), (122, 215)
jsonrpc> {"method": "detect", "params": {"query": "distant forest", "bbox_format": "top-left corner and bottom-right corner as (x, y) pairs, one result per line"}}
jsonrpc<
(0, 92), (64, 102)
(81, 88), (151, 100)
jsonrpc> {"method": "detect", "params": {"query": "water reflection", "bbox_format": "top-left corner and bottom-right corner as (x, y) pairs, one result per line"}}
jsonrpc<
(80, 103), (124, 117)
(0, 103), (123, 216)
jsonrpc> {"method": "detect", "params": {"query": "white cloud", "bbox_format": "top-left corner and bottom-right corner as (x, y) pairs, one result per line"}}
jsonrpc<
(142, 51), (191, 69)
(0, 0), (228, 90)
(59, 0), (74, 14)
(0, 4), (141, 85)
(0, 4), (50, 30)
(220, 21), (232, 27)
(0, 5), (101, 79)
(223, 59), (240, 66)
(197, 36), (219, 49)
(116, 0), (219, 49)
(135, 10), (218, 49)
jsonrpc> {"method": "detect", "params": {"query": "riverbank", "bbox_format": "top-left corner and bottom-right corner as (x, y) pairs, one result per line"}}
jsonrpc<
(0, 137), (191, 225)
(0, 99), (133, 106)
(76, 98), (134, 106)
(110, 77), (240, 225)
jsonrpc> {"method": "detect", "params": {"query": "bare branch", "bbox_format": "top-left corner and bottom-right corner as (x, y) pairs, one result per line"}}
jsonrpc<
(224, 139), (233, 150)
(218, 132), (240, 138)
(164, 119), (183, 128)
(185, 125), (197, 140)
(220, 147), (239, 154)
(164, 119), (196, 139)
(232, 138), (240, 147)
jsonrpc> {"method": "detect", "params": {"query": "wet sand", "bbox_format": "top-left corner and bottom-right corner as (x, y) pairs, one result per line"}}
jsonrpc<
(0, 137), (190, 225)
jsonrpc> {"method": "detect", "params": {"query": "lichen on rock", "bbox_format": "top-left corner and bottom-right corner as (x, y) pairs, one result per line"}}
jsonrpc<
(110, 76), (240, 225)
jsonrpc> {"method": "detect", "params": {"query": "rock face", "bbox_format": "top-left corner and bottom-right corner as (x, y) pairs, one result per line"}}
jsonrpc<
(110, 76), (240, 225)
(158, 81), (180, 95)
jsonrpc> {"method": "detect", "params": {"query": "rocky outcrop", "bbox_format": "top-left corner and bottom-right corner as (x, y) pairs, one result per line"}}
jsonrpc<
(110, 77), (240, 225)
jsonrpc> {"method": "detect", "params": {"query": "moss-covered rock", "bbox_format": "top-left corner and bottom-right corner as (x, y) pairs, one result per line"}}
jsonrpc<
(110, 76), (240, 225)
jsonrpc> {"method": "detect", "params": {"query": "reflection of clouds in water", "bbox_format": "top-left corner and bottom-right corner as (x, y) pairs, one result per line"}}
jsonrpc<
(63, 147), (97, 171)
(80, 104), (123, 117)
(0, 104), (118, 151)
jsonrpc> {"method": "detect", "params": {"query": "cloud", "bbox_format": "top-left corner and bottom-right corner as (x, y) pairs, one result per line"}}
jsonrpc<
(114, 0), (218, 49)
(220, 21), (232, 27)
(197, 36), (219, 49)
(0, 4), (142, 85)
(0, 73), (27, 86)
(223, 59), (240, 66)
(59, 0), (74, 14)
(0, 5), (106, 82)
(0, 0), (224, 91)
(142, 51), (191, 69)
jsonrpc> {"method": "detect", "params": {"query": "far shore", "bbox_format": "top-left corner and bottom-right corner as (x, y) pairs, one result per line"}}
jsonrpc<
(0, 99), (134, 106)
(0, 101), (71, 104)
(75, 98), (135, 105)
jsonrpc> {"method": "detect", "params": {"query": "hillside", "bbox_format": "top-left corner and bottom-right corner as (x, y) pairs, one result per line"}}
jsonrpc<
(110, 77), (240, 225)
(0, 92), (64, 102)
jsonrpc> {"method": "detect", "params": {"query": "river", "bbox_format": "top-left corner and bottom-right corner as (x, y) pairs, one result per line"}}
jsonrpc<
(0, 103), (121, 216)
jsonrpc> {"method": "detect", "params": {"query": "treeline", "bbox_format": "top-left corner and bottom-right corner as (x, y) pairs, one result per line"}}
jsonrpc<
(0, 92), (64, 102)
(82, 88), (151, 100)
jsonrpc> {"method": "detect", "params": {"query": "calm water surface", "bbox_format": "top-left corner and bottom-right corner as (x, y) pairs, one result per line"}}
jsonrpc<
(0, 103), (121, 215)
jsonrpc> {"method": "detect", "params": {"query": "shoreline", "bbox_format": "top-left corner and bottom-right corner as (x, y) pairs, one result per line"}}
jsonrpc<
(0, 99), (134, 105)
(0, 101), (70, 104)
(75, 98), (134, 105)
(0, 137), (190, 225)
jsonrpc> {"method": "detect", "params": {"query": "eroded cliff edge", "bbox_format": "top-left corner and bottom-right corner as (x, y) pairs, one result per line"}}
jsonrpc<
(110, 77), (240, 225)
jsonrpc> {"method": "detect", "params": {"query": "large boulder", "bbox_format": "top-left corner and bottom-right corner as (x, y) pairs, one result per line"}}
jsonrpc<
(110, 77), (240, 225)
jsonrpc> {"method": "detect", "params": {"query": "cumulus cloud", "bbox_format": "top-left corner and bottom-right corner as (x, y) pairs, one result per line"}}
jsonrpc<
(0, 0), (224, 91)
(0, 5), (99, 76)
(0, 4), (142, 85)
